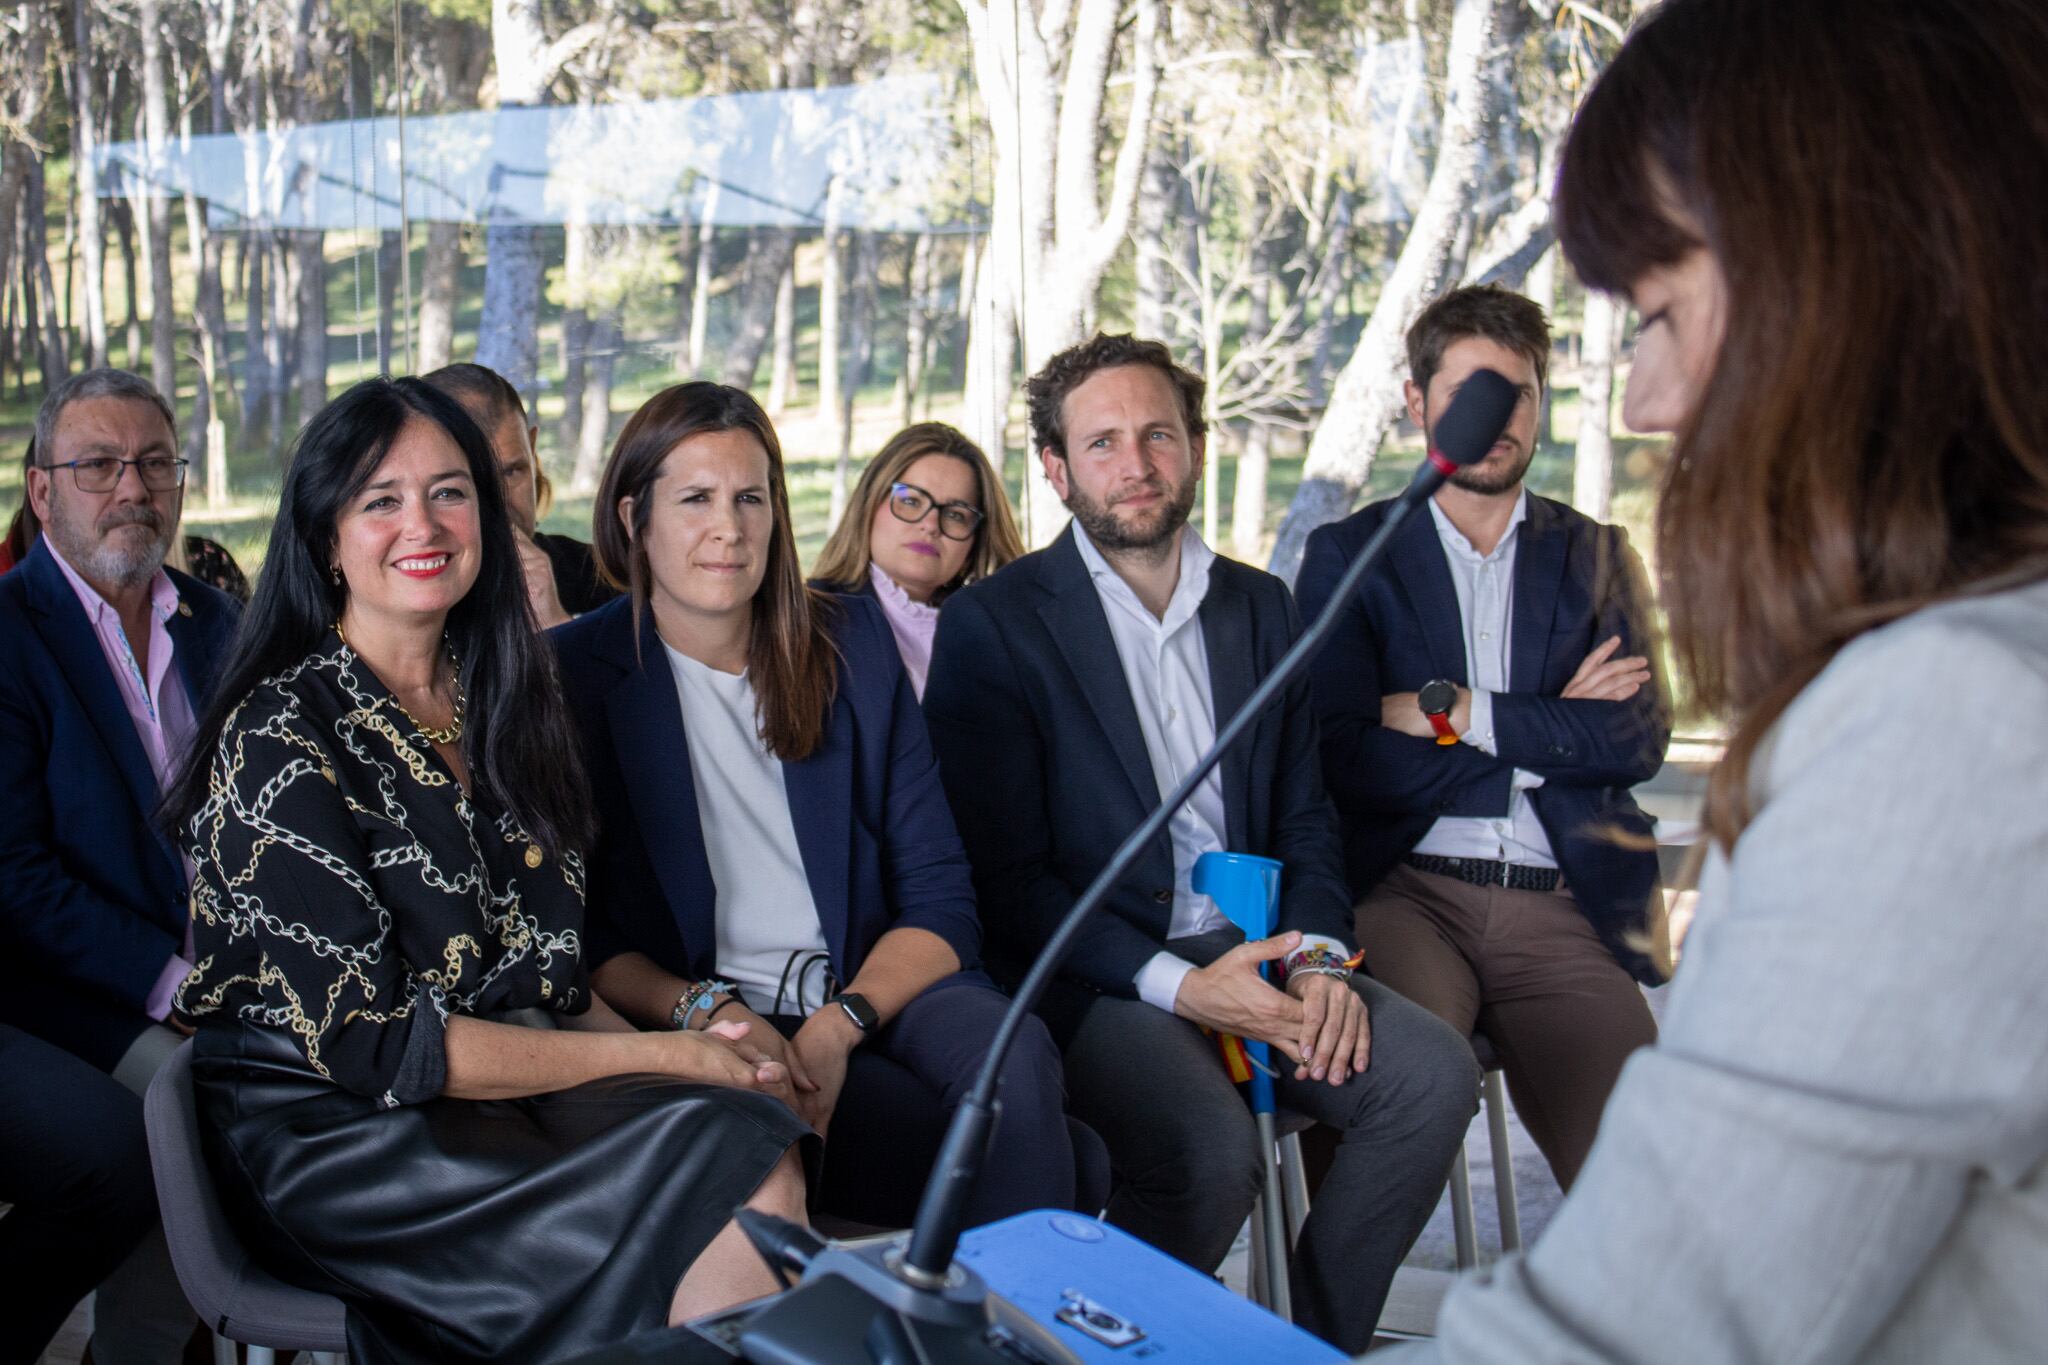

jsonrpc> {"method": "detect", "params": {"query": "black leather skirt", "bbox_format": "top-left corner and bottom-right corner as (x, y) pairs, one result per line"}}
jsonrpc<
(192, 1022), (814, 1364)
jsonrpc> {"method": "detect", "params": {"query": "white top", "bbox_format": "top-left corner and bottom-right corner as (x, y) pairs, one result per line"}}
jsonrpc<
(1073, 526), (1342, 1012)
(663, 641), (831, 1015)
(1410, 492), (1558, 868)
(1389, 575), (2048, 1364)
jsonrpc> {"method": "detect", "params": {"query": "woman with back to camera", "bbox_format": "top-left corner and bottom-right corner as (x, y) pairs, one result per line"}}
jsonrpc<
(811, 421), (1023, 697)
(164, 378), (813, 1364)
(420, 362), (618, 627)
(550, 383), (1093, 1231)
(1392, 2), (2048, 1361)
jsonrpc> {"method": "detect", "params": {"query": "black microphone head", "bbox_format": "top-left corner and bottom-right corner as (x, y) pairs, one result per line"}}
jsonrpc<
(1428, 368), (1521, 470)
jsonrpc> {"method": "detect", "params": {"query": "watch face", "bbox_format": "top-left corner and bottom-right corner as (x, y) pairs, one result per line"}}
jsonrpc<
(1418, 679), (1457, 716)
(835, 993), (879, 1033)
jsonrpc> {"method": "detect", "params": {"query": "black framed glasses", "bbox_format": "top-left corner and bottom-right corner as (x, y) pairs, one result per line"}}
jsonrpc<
(41, 455), (190, 493)
(887, 482), (983, 541)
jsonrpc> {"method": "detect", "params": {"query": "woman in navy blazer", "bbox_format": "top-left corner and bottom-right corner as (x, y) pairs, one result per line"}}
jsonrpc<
(552, 382), (1089, 1229)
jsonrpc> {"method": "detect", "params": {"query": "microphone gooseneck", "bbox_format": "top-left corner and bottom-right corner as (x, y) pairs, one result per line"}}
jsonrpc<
(898, 365), (1521, 1284)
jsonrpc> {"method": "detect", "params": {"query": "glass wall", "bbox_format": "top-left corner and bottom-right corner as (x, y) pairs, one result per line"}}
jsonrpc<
(1, 0), (1692, 722)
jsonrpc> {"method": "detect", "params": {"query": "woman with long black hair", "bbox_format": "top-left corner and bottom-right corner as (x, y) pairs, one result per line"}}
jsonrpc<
(164, 377), (813, 1364)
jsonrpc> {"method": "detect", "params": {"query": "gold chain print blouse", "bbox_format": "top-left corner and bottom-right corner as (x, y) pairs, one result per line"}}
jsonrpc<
(176, 633), (589, 1109)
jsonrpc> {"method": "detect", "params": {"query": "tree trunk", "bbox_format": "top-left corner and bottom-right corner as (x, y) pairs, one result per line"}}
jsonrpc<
(267, 233), (293, 446)
(241, 234), (269, 436)
(376, 230), (400, 372)
(829, 232), (880, 530)
(960, 240), (1015, 481)
(1573, 287), (1622, 521)
(687, 180), (719, 375)
(140, 0), (177, 399)
(557, 306), (587, 458)
(1267, 0), (1510, 583)
(294, 230), (328, 418)
(1133, 137), (1175, 339)
(116, 201), (143, 370)
(898, 231), (933, 425)
(816, 179), (847, 450)
(418, 221), (462, 371)
(674, 217), (697, 377)
(72, 0), (109, 370)
(24, 153), (67, 388)
(718, 227), (797, 391)
(473, 0), (550, 396)
(572, 310), (619, 493)
(767, 258), (796, 414)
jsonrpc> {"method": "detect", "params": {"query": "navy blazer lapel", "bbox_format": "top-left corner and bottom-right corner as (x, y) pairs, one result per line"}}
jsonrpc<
(1199, 572), (1255, 852)
(782, 693), (854, 976)
(1390, 508), (1471, 685)
(22, 546), (174, 868)
(1511, 498), (1567, 693)
(1037, 530), (1161, 814)
(163, 581), (219, 716)
(602, 610), (719, 976)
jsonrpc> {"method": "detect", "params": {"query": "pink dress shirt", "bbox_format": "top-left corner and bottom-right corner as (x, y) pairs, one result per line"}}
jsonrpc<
(46, 539), (198, 1020)
(869, 562), (941, 700)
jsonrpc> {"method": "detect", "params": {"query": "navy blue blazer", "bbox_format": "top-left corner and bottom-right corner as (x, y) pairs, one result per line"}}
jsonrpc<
(550, 592), (982, 992)
(1297, 493), (1671, 984)
(0, 538), (239, 1069)
(924, 525), (1356, 1000)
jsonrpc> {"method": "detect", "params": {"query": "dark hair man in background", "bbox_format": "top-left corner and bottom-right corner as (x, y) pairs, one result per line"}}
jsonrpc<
(925, 332), (1476, 1352)
(1296, 284), (1671, 1192)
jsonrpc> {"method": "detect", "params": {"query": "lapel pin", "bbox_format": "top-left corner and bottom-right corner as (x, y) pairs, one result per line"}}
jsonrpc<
(177, 601), (193, 617)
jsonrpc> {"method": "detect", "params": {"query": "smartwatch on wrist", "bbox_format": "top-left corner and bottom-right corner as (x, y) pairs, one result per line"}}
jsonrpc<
(1418, 679), (1461, 746)
(829, 992), (879, 1035)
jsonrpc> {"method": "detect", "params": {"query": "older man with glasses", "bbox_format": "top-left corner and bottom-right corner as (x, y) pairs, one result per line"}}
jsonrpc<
(0, 368), (240, 1361)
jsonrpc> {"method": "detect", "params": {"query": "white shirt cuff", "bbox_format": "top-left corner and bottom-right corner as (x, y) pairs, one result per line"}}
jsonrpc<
(1135, 951), (1196, 1014)
(1463, 688), (1499, 755)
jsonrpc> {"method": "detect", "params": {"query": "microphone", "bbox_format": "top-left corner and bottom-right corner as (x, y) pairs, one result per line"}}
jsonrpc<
(727, 368), (1520, 1365)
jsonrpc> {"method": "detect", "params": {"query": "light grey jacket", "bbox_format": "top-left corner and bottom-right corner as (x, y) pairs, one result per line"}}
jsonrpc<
(1389, 577), (2048, 1364)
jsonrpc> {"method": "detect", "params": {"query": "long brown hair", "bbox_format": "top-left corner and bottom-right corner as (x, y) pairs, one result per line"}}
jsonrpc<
(811, 422), (1024, 600)
(1556, 0), (2048, 850)
(592, 382), (840, 761)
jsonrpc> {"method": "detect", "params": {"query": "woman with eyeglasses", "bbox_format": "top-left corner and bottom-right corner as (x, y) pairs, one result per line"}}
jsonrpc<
(551, 384), (1099, 1232)
(811, 422), (1024, 697)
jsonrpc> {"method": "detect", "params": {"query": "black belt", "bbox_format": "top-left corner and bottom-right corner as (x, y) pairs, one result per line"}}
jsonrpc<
(1406, 853), (1561, 893)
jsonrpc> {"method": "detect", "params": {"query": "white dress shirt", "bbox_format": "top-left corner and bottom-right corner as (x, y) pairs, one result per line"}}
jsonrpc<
(663, 642), (832, 1014)
(1410, 492), (1558, 868)
(1072, 526), (1343, 1012)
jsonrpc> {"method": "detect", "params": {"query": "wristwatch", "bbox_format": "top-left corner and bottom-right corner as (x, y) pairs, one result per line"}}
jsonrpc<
(1418, 679), (1461, 746)
(829, 992), (879, 1035)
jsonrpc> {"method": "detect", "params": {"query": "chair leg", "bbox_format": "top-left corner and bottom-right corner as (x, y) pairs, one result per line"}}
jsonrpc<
(246, 1346), (275, 1365)
(1448, 1145), (1477, 1271)
(1254, 1111), (1292, 1321)
(1482, 1070), (1521, 1254)
(212, 1334), (238, 1365)
(1276, 1130), (1310, 1244)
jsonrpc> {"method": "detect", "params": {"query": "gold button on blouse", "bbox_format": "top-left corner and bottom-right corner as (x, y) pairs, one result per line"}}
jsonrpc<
(524, 844), (544, 869)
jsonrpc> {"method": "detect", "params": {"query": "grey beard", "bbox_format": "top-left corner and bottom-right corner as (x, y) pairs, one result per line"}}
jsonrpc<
(47, 512), (173, 591)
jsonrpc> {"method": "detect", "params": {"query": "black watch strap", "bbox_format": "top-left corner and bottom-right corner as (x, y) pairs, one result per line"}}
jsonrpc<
(830, 992), (879, 1034)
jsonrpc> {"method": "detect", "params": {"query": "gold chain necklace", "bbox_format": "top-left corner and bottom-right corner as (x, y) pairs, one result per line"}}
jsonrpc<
(335, 620), (467, 746)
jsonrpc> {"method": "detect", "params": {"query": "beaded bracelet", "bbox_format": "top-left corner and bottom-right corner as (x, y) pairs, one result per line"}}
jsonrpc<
(1285, 944), (1365, 981)
(670, 978), (738, 1031)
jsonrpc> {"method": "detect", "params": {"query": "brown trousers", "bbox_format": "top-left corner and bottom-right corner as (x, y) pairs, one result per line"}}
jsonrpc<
(1356, 863), (1657, 1191)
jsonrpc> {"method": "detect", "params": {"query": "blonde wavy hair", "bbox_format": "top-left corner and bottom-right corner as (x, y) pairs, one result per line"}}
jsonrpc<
(812, 422), (1024, 602)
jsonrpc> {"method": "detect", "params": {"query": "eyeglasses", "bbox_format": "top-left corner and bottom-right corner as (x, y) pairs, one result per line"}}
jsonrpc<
(887, 482), (983, 541)
(40, 455), (190, 493)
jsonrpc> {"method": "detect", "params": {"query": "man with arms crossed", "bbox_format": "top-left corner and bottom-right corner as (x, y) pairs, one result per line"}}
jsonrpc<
(925, 334), (1475, 1352)
(1297, 285), (1670, 1192)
